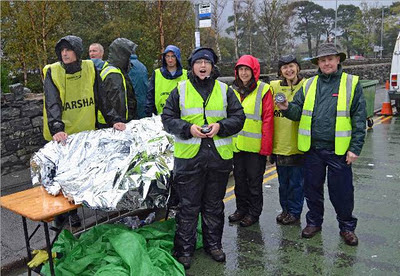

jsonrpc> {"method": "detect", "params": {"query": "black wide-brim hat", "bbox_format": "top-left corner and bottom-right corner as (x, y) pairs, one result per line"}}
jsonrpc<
(311, 43), (346, 65)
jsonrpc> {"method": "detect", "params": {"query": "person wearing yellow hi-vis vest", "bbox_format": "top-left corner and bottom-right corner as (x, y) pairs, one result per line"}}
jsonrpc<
(97, 38), (137, 128)
(271, 55), (305, 226)
(43, 35), (126, 227)
(276, 43), (366, 247)
(227, 55), (274, 228)
(161, 48), (245, 269)
(145, 45), (187, 116)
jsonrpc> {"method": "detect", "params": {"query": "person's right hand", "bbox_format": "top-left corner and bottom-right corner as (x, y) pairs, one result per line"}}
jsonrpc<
(276, 100), (289, 110)
(53, 131), (68, 145)
(190, 124), (208, 138)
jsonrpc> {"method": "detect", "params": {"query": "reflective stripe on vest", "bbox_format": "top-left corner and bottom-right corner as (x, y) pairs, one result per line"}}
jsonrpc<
(298, 72), (359, 155)
(42, 60), (96, 141)
(97, 65), (128, 124)
(232, 81), (270, 153)
(155, 69), (188, 114)
(173, 80), (233, 160)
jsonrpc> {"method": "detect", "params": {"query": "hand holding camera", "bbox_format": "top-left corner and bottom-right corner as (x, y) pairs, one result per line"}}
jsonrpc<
(190, 123), (220, 138)
(275, 92), (289, 110)
(201, 124), (211, 134)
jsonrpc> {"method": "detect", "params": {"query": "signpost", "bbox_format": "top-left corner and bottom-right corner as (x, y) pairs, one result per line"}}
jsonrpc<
(199, 3), (212, 28)
(194, 3), (212, 48)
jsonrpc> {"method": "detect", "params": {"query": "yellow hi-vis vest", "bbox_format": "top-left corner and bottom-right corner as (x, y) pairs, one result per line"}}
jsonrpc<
(232, 81), (270, 153)
(155, 68), (188, 114)
(97, 65), (128, 124)
(174, 80), (234, 160)
(270, 79), (305, 156)
(298, 72), (359, 155)
(42, 60), (96, 141)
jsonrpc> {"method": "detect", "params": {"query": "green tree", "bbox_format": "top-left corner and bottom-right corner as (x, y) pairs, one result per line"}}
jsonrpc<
(313, 8), (335, 53)
(219, 36), (236, 62)
(65, 1), (194, 71)
(351, 3), (382, 57)
(337, 4), (361, 57)
(258, 0), (292, 69)
(226, 0), (261, 57)
(226, 0), (246, 58)
(1, 1), (70, 84)
(382, 2), (400, 57)
(1, 1), (196, 91)
(289, 1), (325, 58)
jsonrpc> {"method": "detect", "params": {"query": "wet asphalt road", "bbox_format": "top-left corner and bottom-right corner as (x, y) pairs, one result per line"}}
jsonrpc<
(186, 114), (400, 276)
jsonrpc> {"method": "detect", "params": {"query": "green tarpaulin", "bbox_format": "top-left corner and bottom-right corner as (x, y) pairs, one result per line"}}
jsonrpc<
(41, 218), (203, 276)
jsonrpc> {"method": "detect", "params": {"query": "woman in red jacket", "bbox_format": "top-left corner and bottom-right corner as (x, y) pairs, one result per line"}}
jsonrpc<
(228, 55), (274, 227)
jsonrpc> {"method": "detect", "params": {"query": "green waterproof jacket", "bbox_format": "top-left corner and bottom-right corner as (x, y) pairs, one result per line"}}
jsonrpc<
(282, 65), (366, 156)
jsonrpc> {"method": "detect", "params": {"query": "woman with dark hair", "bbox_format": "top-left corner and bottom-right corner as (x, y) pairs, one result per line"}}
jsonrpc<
(228, 55), (274, 227)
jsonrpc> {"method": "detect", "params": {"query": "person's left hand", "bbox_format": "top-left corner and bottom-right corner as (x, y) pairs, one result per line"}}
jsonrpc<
(206, 123), (220, 138)
(113, 122), (126, 131)
(346, 151), (358, 165)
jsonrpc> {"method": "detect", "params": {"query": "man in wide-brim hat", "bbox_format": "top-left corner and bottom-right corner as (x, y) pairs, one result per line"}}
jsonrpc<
(276, 43), (366, 246)
(310, 43), (346, 65)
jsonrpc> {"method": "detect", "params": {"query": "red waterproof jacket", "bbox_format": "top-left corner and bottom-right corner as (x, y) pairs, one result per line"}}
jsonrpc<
(234, 55), (274, 156)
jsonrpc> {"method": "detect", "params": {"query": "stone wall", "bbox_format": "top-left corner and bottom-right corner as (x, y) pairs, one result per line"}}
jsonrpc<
(1, 84), (46, 175)
(297, 63), (391, 84)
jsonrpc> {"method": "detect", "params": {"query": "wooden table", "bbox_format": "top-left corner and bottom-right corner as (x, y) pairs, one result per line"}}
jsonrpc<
(1, 186), (81, 276)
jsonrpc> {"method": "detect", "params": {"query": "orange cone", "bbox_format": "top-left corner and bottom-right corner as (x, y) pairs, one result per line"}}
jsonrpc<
(381, 80), (393, 116)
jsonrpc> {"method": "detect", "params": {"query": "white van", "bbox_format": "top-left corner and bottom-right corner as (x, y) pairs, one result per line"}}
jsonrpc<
(389, 32), (400, 113)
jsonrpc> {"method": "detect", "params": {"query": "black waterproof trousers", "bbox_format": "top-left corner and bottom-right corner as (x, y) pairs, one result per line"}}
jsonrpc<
(173, 170), (229, 257)
(233, 151), (267, 218)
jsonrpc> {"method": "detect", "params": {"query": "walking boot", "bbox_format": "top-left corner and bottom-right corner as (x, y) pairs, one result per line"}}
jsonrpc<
(205, 248), (226, 262)
(276, 211), (288, 224)
(340, 231), (358, 246)
(301, 225), (322, 238)
(177, 256), (192, 269)
(228, 211), (245, 222)
(281, 213), (300, 225)
(240, 214), (259, 227)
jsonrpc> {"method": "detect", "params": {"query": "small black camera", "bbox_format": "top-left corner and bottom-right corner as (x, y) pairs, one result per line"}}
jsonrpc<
(275, 93), (286, 104)
(201, 124), (211, 134)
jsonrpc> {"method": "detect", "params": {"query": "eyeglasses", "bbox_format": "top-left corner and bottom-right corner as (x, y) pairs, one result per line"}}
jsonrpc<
(194, 59), (212, 65)
(165, 55), (176, 60)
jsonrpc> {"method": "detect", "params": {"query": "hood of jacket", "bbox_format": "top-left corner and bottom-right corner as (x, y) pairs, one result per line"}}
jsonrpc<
(234, 55), (260, 82)
(161, 45), (183, 72)
(130, 54), (138, 62)
(55, 35), (83, 62)
(108, 38), (137, 73)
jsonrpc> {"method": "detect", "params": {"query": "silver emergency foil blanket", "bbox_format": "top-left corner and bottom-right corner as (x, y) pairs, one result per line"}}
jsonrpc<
(30, 116), (174, 211)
